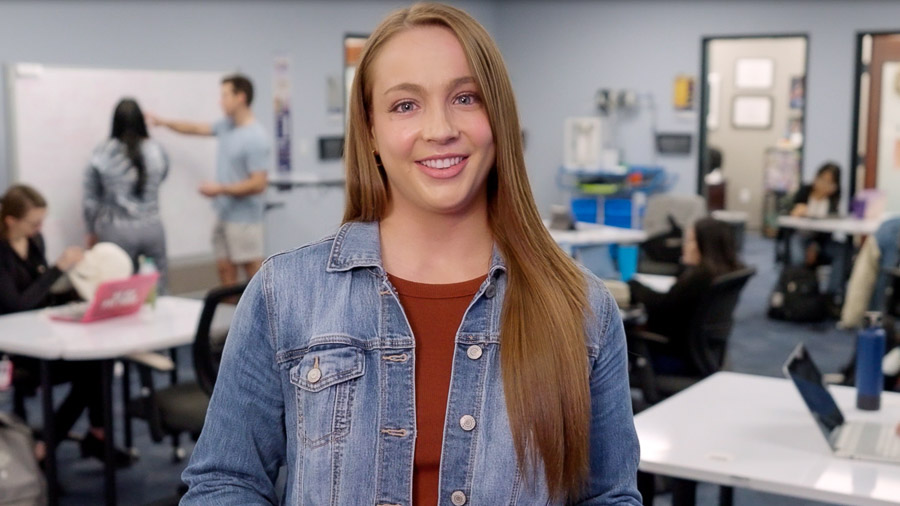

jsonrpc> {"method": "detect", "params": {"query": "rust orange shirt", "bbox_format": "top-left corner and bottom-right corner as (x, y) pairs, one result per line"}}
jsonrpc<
(387, 273), (487, 506)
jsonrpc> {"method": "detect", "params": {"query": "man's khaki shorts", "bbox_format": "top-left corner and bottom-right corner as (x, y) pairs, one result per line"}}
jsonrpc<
(212, 221), (264, 264)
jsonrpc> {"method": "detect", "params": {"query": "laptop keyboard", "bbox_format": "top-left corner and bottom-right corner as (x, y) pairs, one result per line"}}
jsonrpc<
(841, 422), (900, 459)
(48, 302), (89, 320)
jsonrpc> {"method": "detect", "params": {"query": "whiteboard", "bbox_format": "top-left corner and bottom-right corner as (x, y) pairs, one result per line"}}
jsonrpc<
(6, 63), (225, 261)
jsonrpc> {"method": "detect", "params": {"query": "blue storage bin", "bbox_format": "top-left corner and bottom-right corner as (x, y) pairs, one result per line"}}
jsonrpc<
(571, 198), (598, 223)
(604, 198), (632, 229)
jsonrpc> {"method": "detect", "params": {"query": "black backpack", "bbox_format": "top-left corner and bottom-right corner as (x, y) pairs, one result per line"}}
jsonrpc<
(768, 265), (827, 322)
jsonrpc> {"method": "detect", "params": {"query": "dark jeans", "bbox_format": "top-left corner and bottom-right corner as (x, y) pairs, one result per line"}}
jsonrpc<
(13, 356), (104, 441)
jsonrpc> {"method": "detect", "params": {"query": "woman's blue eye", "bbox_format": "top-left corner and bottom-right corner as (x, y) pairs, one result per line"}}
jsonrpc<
(456, 93), (478, 105)
(392, 101), (416, 113)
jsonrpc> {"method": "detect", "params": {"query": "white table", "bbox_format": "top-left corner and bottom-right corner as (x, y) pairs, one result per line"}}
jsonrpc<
(635, 371), (900, 506)
(777, 215), (881, 237)
(547, 221), (648, 249)
(711, 210), (749, 224)
(268, 172), (345, 189)
(632, 273), (677, 293)
(777, 216), (882, 292)
(2, 297), (205, 360)
(0, 296), (211, 506)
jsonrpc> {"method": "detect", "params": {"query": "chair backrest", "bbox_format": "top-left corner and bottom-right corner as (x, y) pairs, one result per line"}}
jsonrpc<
(193, 282), (249, 396)
(642, 194), (707, 237)
(886, 268), (900, 320)
(686, 267), (756, 376)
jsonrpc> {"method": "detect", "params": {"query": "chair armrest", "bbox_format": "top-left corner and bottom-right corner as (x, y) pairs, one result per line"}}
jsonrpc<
(125, 352), (175, 372)
(626, 335), (661, 406)
(629, 329), (671, 345)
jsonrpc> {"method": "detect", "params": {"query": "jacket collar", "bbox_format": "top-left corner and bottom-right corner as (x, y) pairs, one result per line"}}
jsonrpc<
(326, 220), (507, 277)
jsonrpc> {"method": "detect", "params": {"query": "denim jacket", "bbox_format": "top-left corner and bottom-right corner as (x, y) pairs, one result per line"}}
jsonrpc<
(181, 221), (641, 505)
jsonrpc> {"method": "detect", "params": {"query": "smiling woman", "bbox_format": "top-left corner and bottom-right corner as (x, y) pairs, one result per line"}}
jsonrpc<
(181, 3), (641, 505)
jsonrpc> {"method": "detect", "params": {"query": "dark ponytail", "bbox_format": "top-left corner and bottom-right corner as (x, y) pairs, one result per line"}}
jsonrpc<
(111, 99), (149, 198)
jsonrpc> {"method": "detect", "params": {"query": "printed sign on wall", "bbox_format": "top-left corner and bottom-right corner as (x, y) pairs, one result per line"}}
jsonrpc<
(274, 55), (292, 174)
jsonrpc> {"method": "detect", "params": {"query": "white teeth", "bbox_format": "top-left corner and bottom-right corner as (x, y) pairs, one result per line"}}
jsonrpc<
(421, 156), (463, 169)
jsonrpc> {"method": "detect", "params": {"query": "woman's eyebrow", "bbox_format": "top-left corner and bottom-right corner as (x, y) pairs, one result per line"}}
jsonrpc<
(383, 82), (424, 96)
(383, 76), (476, 96)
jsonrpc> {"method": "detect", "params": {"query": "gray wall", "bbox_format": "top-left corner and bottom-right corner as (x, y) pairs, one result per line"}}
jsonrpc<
(4, 0), (900, 248)
(496, 0), (900, 215)
(707, 37), (807, 228)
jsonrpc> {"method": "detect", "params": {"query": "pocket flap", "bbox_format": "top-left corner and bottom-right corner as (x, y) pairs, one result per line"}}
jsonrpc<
(289, 347), (365, 393)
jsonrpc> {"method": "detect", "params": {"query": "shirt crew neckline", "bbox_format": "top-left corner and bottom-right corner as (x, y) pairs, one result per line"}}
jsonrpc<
(387, 273), (487, 299)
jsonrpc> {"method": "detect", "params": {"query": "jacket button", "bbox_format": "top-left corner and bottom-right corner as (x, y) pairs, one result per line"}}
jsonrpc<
(484, 283), (496, 298)
(450, 490), (467, 505)
(306, 367), (322, 383)
(466, 345), (482, 360)
(459, 415), (476, 432)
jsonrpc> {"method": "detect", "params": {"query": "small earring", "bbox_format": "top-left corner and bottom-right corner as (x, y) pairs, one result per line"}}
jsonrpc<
(373, 150), (384, 170)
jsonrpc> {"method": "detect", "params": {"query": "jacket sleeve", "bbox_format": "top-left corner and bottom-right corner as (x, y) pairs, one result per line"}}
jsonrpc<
(792, 185), (811, 207)
(0, 245), (63, 314)
(840, 234), (881, 328)
(181, 263), (286, 505)
(83, 164), (103, 235)
(575, 280), (642, 505)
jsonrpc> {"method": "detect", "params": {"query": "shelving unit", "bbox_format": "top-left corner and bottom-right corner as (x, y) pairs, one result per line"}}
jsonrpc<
(557, 165), (675, 227)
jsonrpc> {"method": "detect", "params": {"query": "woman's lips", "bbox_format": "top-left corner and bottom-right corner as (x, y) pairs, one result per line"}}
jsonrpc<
(416, 155), (469, 179)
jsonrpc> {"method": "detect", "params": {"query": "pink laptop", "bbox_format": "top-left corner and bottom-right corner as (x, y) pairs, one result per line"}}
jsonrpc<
(49, 273), (160, 323)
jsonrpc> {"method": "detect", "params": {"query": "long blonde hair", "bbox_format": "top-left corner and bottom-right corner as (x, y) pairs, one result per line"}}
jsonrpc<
(343, 3), (591, 499)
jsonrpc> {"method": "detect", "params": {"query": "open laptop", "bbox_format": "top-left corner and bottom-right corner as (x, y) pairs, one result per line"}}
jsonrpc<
(48, 273), (159, 323)
(783, 342), (900, 464)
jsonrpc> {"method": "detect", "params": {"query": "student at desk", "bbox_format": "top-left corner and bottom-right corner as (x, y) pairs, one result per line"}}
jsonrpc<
(628, 217), (743, 371)
(0, 184), (130, 466)
(788, 162), (845, 297)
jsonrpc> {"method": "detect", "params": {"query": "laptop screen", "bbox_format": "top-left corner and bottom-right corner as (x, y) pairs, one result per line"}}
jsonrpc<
(783, 343), (846, 445)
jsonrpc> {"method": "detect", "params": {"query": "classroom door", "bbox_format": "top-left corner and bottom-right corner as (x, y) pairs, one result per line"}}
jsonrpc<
(700, 36), (808, 231)
(857, 34), (900, 212)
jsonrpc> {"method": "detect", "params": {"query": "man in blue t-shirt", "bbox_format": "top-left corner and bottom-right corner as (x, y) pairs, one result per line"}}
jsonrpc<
(147, 74), (271, 284)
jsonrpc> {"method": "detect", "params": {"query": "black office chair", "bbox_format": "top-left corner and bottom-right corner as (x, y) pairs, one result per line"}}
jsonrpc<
(126, 282), (247, 461)
(885, 267), (900, 322)
(629, 267), (755, 404)
(883, 268), (900, 392)
(629, 267), (755, 506)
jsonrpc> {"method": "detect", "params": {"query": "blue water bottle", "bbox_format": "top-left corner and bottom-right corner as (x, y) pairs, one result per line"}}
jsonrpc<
(855, 312), (886, 411)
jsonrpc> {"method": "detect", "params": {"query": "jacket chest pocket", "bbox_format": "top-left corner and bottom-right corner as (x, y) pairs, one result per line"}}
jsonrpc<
(289, 346), (365, 448)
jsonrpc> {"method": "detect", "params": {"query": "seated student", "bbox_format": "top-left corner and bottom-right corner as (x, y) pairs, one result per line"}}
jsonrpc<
(628, 217), (743, 371)
(840, 216), (900, 328)
(0, 184), (130, 466)
(788, 162), (846, 297)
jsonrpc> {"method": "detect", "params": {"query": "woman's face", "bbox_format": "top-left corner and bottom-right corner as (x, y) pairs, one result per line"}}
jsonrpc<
(5, 207), (46, 239)
(368, 25), (496, 218)
(813, 170), (837, 197)
(682, 226), (700, 266)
